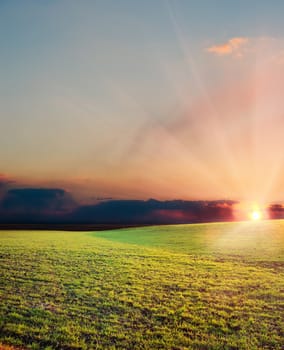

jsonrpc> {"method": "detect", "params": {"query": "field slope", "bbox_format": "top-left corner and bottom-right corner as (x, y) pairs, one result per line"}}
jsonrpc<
(0, 220), (283, 349)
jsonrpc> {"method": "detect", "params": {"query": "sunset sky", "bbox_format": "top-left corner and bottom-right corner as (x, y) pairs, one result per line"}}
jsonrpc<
(2, 0), (284, 204)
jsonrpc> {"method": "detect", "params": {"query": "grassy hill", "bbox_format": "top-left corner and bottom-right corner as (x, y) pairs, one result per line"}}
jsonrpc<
(0, 220), (283, 349)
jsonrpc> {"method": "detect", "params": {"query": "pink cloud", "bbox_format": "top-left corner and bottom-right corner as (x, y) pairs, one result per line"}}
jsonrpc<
(206, 37), (248, 56)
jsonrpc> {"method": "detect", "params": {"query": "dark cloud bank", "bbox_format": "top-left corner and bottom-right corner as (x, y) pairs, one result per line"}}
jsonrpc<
(0, 188), (76, 223)
(0, 186), (283, 225)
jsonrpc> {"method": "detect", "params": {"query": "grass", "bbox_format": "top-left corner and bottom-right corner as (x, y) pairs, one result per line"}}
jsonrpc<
(0, 220), (283, 349)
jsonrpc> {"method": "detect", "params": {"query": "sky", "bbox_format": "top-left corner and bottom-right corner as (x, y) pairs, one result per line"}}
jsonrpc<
(2, 0), (284, 205)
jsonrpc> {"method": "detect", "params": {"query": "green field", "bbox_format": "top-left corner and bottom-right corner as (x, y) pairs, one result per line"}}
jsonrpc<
(0, 220), (283, 349)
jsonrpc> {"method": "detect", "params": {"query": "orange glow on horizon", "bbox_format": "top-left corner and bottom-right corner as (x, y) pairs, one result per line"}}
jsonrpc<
(233, 202), (267, 222)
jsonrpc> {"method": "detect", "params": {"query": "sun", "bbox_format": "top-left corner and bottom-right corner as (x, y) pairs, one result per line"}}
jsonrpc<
(250, 210), (262, 221)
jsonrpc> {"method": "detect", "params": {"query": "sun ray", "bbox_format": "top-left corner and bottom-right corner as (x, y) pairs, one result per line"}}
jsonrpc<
(164, 1), (251, 200)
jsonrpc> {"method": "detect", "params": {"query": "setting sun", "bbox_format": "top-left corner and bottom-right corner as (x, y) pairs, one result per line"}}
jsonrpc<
(250, 210), (262, 221)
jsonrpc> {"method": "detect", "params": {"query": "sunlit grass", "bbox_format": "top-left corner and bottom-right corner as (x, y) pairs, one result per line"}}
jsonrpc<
(0, 221), (283, 349)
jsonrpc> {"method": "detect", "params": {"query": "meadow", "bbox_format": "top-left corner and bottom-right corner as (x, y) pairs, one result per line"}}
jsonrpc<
(0, 220), (283, 349)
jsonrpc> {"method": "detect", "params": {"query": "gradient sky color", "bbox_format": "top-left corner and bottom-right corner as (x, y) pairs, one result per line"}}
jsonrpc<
(2, 0), (284, 203)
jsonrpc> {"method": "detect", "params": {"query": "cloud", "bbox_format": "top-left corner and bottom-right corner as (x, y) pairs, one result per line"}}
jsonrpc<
(68, 199), (236, 224)
(268, 204), (284, 220)
(0, 194), (236, 224)
(0, 174), (16, 202)
(1, 188), (76, 220)
(0, 174), (15, 188)
(206, 37), (248, 56)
